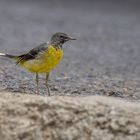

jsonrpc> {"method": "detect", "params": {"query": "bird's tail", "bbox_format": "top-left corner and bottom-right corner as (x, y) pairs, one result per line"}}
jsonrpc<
(0, 53), (17, 59)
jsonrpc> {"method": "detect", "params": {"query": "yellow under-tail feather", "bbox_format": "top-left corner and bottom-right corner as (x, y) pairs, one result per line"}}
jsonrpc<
(21, 45), (63, 73)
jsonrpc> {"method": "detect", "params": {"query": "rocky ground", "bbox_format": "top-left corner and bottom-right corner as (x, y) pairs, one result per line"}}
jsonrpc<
(0, 91), (140, 140)
(0, 1), (140, 139)
(0, 0), (140, 100)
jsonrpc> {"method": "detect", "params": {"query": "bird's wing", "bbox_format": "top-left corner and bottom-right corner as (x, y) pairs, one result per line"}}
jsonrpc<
(16, 42), (48, 64)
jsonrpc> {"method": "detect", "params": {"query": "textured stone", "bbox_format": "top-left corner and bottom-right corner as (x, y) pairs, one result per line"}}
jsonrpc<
(0, 91), (140, 140)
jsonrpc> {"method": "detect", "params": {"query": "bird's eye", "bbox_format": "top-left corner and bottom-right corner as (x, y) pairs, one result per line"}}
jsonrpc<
(60, 35), (64, 38)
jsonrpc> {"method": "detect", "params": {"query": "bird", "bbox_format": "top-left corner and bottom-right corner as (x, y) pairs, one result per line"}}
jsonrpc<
(0, 32), (76, 95)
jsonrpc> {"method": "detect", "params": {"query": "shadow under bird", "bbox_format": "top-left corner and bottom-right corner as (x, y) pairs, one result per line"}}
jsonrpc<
(0, 32), (76, 95)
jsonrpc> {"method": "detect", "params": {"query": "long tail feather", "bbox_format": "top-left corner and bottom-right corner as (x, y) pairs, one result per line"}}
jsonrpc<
(0, 53), (17, 59)
(0, 53), (6, 56)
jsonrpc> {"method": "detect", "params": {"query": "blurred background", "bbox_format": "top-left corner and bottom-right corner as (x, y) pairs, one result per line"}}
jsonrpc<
(0, 0), (140, 100)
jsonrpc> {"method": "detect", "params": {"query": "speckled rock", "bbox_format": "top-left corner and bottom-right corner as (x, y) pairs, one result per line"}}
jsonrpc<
(0, 91), (140, 140)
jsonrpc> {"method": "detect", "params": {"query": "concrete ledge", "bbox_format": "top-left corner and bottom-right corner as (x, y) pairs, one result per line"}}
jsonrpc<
(0, 91), (140, 140)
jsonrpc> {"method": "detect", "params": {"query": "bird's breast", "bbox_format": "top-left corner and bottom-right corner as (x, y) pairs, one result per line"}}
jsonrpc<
(22, 46), (63, 73)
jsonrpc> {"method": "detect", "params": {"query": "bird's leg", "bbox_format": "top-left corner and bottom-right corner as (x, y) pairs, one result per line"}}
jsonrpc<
(35, 73), (39, 94)
(46, 72), (50, 96)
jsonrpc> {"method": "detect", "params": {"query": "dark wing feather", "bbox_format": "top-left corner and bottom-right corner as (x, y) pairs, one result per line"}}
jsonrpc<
(16, 43), (47, 64)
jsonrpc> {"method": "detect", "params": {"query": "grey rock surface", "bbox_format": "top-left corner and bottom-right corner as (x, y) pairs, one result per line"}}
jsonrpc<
(0, 91), (140, 140)
(0, 0), (140, 100)
(1, 1), (140, 139)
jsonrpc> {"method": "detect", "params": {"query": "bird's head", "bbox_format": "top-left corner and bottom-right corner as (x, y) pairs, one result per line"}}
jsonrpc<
(50, 32), (76, 46)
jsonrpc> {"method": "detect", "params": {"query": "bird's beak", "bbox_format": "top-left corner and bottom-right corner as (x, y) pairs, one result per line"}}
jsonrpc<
(68, 36), (76, 40)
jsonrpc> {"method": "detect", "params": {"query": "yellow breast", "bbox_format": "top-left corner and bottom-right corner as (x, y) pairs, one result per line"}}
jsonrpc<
(22, 45), (63, 73)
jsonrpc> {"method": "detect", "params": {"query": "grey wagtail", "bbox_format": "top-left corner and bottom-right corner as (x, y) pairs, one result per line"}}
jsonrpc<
(0, 32), (76, 95)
